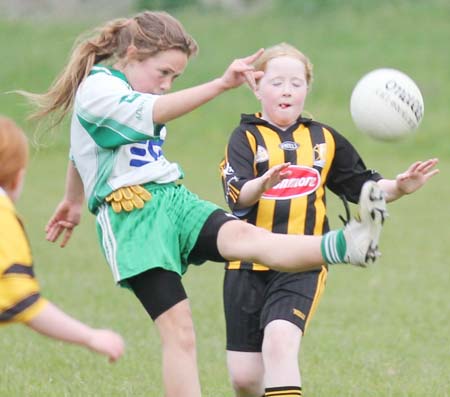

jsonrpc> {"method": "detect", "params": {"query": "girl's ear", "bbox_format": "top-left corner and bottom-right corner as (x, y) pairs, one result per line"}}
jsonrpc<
(125, 45), (138, 60)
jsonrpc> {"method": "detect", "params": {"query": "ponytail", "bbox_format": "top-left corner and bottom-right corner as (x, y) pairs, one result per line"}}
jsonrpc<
(20, 18), (131, 126)
(20, 11), (198, 129)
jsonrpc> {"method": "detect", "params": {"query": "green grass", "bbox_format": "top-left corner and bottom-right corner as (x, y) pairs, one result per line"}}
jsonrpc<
(1, 1), (449, 396)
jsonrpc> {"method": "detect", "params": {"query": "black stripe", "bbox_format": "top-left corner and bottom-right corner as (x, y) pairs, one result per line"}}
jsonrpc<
(304, 124), (326, 234)
(3, 263), (35, 277)
(0, 293), (40, 322)
(272, 130), (296, 234)
(272, 200), (290, 234)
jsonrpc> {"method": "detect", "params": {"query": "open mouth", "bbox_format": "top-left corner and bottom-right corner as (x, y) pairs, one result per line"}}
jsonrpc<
(279, 103), (291, 109)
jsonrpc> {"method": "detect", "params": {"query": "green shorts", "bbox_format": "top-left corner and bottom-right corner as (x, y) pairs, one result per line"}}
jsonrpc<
(95, 183), (221, 285)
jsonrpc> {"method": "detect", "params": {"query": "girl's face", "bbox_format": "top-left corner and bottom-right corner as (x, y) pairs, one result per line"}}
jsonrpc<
(256, 56), (308, 129)
(121, 49), (188, 94)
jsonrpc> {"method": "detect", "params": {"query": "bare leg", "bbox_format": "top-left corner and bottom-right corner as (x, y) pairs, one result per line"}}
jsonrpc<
(262, 320), (302, 387)
(154, 299), (201, 397)
(217, 220), (324, 272)
(227, 351), (265, 397)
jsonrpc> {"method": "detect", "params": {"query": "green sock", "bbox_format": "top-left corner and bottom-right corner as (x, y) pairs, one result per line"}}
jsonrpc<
(321, 229), (347, 264)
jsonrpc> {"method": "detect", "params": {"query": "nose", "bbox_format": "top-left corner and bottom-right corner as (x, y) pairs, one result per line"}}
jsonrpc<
(160, 78), (172, 93)
(282, 82), (292, 96)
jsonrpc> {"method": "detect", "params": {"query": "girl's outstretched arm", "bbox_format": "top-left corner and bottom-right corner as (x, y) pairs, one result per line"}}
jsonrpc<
(377, 158), (439, 202)
(152, 49), (264, 124)
(27, 302), (124, 363)
(235, 162), (291, 209)
(46, 161), (84, 247)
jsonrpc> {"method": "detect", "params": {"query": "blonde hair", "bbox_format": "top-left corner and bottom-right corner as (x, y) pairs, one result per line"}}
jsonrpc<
(21, 11), (198, 127)
(0, 116), (29, 187)
(254, 42), (313, 88)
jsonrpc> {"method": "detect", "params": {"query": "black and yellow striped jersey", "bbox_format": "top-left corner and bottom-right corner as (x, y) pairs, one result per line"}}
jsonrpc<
(220, 113), (382, 271)
(0, 191), (47, 324)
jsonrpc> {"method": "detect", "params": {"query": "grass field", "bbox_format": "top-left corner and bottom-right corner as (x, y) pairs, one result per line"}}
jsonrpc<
(1, 1), (449, 396)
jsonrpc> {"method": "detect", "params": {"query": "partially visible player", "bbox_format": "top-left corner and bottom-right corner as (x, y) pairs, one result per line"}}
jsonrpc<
(220, 42), (439, 397)
(0, 115), (124, 363)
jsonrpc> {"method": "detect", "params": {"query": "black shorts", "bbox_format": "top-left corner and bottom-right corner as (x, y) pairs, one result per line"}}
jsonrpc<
(127, 209), (236, 320)
(188, 208), (237, 264)
(223, 267), (328, 352)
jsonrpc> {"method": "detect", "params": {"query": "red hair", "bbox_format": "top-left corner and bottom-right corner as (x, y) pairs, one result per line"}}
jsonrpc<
(0, 116), (29, 188)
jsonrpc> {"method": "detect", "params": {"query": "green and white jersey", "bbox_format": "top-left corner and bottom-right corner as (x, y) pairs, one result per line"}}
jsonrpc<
(70, 65), (183, 213)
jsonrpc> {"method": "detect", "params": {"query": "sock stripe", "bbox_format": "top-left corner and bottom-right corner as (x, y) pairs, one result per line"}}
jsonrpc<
(265, 386), (302, 396)
(321, 229), (347, 264)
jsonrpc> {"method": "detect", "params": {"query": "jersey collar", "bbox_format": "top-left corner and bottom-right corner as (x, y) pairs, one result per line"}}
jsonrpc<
(89, 64), (130, 85)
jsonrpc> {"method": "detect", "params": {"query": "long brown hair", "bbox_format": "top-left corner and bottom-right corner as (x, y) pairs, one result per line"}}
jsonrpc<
(20, 11), (198, 127)
(0, 116), (28, 188)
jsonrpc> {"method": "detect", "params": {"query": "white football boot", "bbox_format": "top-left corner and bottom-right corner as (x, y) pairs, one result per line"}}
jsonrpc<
(344, 181), (388, 267)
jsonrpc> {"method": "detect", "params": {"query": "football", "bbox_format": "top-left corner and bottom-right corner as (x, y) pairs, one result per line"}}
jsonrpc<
(350, 68), (424, 141)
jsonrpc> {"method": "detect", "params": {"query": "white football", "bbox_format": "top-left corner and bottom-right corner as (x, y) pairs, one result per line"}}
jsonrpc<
(350, 68), (424, 141)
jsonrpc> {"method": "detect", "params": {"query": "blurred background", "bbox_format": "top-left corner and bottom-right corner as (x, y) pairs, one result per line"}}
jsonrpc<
(0, 1), (449, 396)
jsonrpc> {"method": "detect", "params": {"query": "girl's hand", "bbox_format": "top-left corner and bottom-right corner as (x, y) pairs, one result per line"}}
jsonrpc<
(45, 200), (83, 247)
(396, 158), (440, 195)
(220, 49), (265, 91)
(87, 329), (125, 363)
(260, 162), (292, 191)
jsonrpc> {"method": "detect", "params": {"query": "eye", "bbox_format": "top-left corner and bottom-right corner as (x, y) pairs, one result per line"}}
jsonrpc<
(292, 79), (305, 88)
(271, 79), (283, 87)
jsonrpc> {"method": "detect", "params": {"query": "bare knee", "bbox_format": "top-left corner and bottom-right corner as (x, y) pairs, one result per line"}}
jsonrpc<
(218, 220), (271, 262)
(229, 371), (263, 397)
(227, 351), (264, 397)
(263, 321), (302, 362)
(156, 301), (197, 354)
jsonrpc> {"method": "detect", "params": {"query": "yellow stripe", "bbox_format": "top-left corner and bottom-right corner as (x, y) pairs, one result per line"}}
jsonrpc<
(227, 260), (241, 270)
(255, 126), (283, 231)
(304, 265), (328, 332)
(244, 130), (257, 175)
(260, 125), (285, 167)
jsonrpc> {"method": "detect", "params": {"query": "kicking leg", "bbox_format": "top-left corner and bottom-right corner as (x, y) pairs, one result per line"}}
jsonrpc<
(218, 180), (387, 270)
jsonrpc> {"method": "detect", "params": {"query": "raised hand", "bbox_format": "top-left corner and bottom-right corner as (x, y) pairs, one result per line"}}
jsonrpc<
(396, 158), (440, 195)
(260, 162), (292, 191)
(220, 48), (265, 90)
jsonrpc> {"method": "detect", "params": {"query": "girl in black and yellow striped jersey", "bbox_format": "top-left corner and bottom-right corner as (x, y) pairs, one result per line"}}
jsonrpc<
(0, 116), (124, 363)
(221, 43), (439, 397)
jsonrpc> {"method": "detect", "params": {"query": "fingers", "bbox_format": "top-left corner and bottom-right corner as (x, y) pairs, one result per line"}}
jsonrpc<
(424, 168), (440, 180)
(408, 158), (439, 174)
(242, 48), (264, 64)
(239, 49), (265, 91)
(45, 217), (59, 233)
(46, 221), (75, 247)
(45, 223), (63, 242)
(416, 158), (439, 173)
(244, 71), (257, 91)
(59, 228), (74, 248)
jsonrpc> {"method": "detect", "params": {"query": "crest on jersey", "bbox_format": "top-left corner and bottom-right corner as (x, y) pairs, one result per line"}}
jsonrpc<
(313, 143), (327, 168)
(262, 165), (321, 200)
(255, 145), (269, 163)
